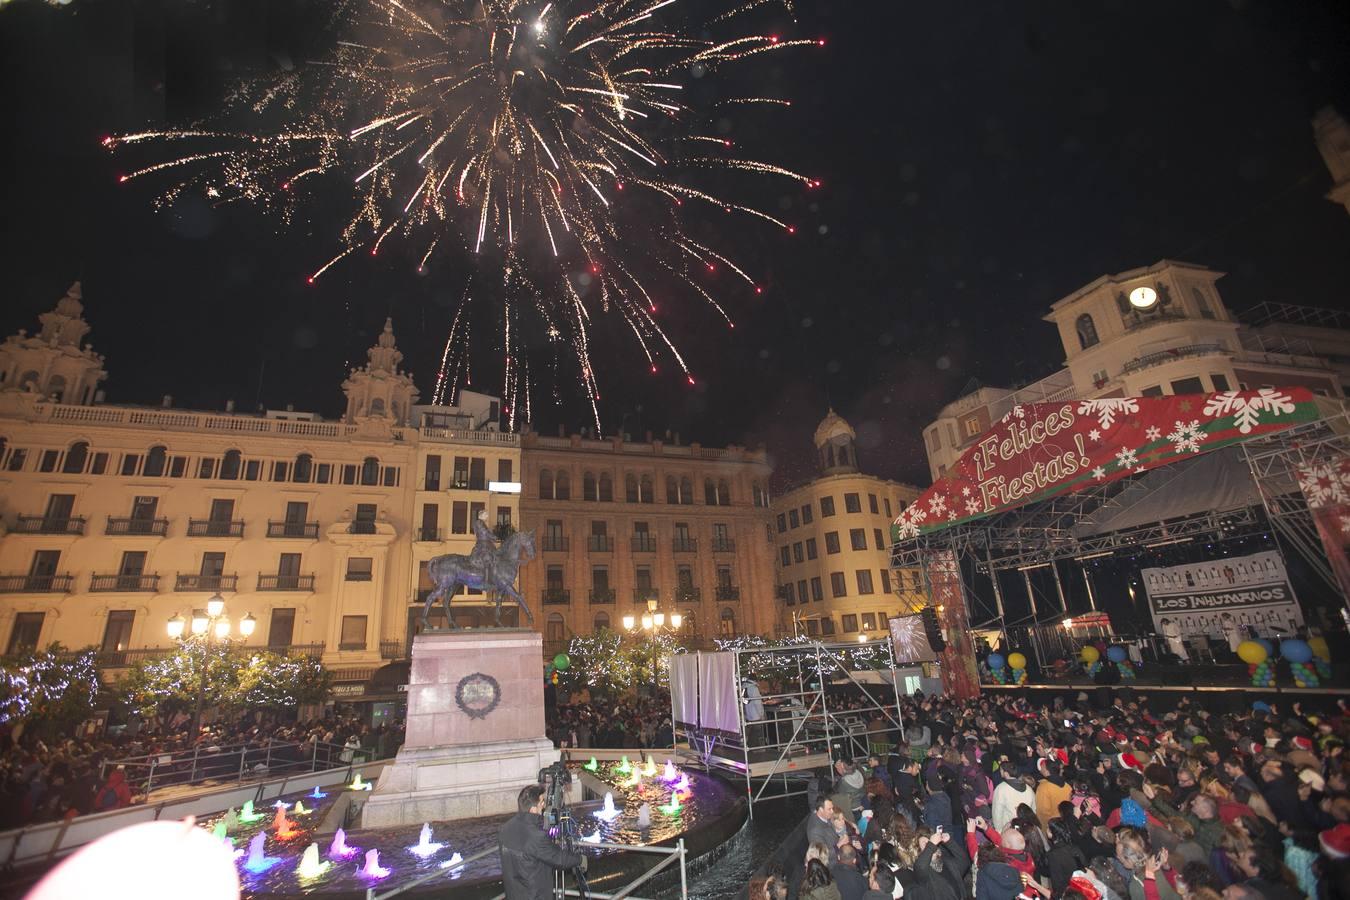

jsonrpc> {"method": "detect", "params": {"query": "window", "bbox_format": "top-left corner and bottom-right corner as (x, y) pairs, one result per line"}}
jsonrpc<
(341, 464), (356, 485)
(676, 565), (694, 591)
(868, 493), (879, 515)
(825, 532), (841, 554)
(1211, 373), (1231, 392)
(776, 513), (787, 533)
(584, 472), (598, 501)
(498, 459), (513, 483)
(884, 498), (892, 518)
(862, 612), (877, 630)
(830, 571), (847, 598)
(360, 457), (380, 486)
(850, 528), (867, 551)
(221, 449), (242, 480)
(95, 452), (112, 475)
(37, 450), (58, 473)
(555, 471), (570, 500)
(119, 550), (147, 577)
(339, 615), (368, 650)
(680, 477), (693, 504)
(874, 528), (885, 550)
(719, 608), (737, 636)
(1141, 385), (1164, 397)
(346, 557), (374, 581)
(62, 442), (89, 474)
(806, 538), (818, 559)
(841, 614), (858, 633)
(639, 475), (654, 503)
(857, 569), (875, 594)
(668, 476), (680, 504)
(451, 501), (468, 534)
(496, 507), (513, 529)
(200, 552), (225, 578)
(752, 482), (767, 507)
(782, 582), (795, 604)
(267, 609), (295, 648)
(635, 566), (653, 592)
(355, 503), (377, 532)
(805, 619), (820, 636)
(810, 577), (824, 602)
(468, 458), (485, 490)
(6, 612), (44, 656)
(143, 445), (166, 477)
(546, 565), (564, 591)
(780, 546), (792, 567)
(598, 473), (613, 502)
(29, 550), (60, 583)
(625, 474), (639, 503)
(272, 461), (290, 482)
(963, 416), (982, 438)
(797, 579), (808, 605)
(538, 468), (553, 499)
(845, 493), (862, 514)
(594, 612), (610, 631)
(819, 617), (836, 636)
(925, 429), (941, 453)
(820, 496), (836, 517)
(1171, 377), (1204, 395)
(317, 462), (331, 484)
(44, 494), (75, 525)
(1192, 286), (1215, 319)
(801, 504), (813, 525)
(792, 542), (804, 563)
(1076, 313), (1100, 349)
(101, 610), (135, 654)
(704, 478), (717, 506)
(880, 569), (892, 594)
(278, 553), (302, 579)
(788, 509), (800, 529)
(425, 455), (442, 491)
(546, 613), (565, 642)
(247, 459), (262, 481)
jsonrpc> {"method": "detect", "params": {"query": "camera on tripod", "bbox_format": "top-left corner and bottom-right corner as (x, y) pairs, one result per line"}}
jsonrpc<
(538, 761), (571, 830)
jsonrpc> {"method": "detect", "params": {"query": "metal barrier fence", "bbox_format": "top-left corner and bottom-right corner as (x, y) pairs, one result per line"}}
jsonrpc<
(99, 739), (365, 799)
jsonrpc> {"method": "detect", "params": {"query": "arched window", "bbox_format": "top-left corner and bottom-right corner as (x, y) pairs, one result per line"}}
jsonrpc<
(598, 473), (613, 502)
(1075, 314), (1099, 349)
(360, 456), (380, 486)
(369, 397), (386, 416)
(666, 475), (678, 503)
(20, 371), (40, 392)
(555, 470), (570, 500)
(704, 478), (717, 505)
(752, 482), (766, 508)
(640, 475), (654, 504)
(594, 612), (610, 632)
(719, 608), (737, 636)
(583, 472), (598, 501)
(220, 449), (242, 480)
(838, 445), (850, 467)
(62, 441), (89, 474)
(717, 479), (731, 506)
(293, 453), (313, 483)
(539, 469), (554, 499)
(47, 375), (67, 403)
(625, 474), (638, 503)
(680, 477), (693, 505)
(1191, 286), (1215, 319)
(143, 445), (167, 477)
(546, 613), (566, 643)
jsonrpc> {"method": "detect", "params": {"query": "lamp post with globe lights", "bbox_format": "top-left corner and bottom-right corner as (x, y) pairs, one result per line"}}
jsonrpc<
(621, 597), (684, 691)
(166, 592), (256, 742)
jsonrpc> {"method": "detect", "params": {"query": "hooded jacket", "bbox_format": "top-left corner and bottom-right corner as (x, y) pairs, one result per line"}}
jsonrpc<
(975, 861), (1023, 900)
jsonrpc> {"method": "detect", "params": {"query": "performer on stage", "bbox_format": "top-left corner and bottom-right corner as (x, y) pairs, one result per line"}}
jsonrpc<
(1160, 617), (1189, 662)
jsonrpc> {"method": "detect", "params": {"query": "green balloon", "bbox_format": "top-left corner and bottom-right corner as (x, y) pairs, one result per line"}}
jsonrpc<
(553, 653), (571, 671)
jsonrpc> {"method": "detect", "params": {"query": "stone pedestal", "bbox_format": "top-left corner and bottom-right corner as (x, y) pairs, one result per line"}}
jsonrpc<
(362, 629), (558, 827)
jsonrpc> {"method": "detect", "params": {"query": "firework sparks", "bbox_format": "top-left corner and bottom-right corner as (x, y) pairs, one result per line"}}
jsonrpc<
(107, 0), (820, 429)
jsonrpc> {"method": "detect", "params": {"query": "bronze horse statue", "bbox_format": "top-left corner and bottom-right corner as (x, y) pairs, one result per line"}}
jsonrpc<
(420, 529), (536, 629)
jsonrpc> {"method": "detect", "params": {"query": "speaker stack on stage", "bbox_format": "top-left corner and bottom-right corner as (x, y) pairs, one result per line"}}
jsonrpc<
(919, 607), (946, 652)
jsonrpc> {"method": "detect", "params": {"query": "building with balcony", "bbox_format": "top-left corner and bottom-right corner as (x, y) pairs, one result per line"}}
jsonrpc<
(1315, 106), (1350, 217)
(518, 428), (775, 648)
(772, 411), (925, 640)
(0, 284), (514, 680)
(921, 261), (1347, 481)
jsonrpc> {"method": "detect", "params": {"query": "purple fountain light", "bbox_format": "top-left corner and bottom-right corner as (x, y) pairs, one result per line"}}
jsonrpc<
(358, 848), (391, 879)
(329, 828), (359, 860)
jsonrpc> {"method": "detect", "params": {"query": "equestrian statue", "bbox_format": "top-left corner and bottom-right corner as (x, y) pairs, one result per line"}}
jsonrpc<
(420, 510), (536, 629)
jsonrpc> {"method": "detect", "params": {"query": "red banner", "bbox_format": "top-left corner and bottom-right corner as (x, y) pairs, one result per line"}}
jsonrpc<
(1297, 456), (1350, 602)
(893, 389), (1320, 542)
(926, 551), (980, 700)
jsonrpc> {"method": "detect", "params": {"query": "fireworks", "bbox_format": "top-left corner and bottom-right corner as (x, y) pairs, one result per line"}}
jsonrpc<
(107, 0), (820, 429)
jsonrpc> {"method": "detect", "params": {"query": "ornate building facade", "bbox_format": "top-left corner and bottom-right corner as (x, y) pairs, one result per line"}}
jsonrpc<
(771, 411), (925, 639)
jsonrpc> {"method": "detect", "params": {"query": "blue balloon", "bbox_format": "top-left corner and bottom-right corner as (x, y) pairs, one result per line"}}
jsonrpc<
(1106, 645), (1127, 663)
(1280, 639), (1313, 664)
(986, 653), (1006, 670)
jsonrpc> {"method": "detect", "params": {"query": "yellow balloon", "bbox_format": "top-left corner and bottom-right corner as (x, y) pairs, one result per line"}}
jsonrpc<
(1080, 646), (1100, 664)
(1007, 652), (1027, 670)
(1309, 637), (1330, 662)
(1236, 640), (1267, 665)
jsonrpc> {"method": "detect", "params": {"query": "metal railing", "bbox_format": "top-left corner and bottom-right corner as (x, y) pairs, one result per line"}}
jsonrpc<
(379, 639), (406, 660)
(589, 588), (616, 604)
(0, 574), (74, 594)
(543, 588), (571, 605)
(348, 521), (377, 535)
(631, 534), (657, 552)
(675, 586), (701, 603)
(715, 585), (741, 602)
(106, 517), (169, 536)
(587, 535), (613, 552)
(266, 520), (320, 539)
(98, 739), (358, 800)
(1120, 343), (1225, 375)
(187, 519), (244, 538)
(542, 535), (570, 552)
(13, 515), (86, 535)
(257, 573), (315, 591)
(174, 573), (239, 592)
(672, 538), (698, 552)
(415, 527), (442, 542)
(89, 573), (160, 592)
(711, 538), (736, 552)
(632, 587), (659, 604)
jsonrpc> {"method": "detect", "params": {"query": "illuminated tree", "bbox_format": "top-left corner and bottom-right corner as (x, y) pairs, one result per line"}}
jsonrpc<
(0, 644), (101, 734)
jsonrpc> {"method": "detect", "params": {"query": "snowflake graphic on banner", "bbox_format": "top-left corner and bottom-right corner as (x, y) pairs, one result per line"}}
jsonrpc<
(1145, 426), (1162, 441)
(965, 497), (982, 514)
(1202, 389), (1297, 434)
(1092, 466), (1106, 480)
(1114, 447), (1139, 469)
(928, 494), (948, 516)
(1077, 398), (1139, 430)
(1297, 461), (1350, 509)
(1166, 419), (1205, 454)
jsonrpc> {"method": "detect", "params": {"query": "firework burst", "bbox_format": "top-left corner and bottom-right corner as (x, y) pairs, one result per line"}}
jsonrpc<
(106, 0), (820, 430)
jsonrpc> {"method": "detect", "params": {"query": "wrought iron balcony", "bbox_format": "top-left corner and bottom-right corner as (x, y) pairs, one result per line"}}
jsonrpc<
(106, 517), (169, 537)
(541, 536), (570, 552)
(345, 570), (373, 582)
(587, 535), (613, 552)
(415, 527), (442, 542)
(676, 585), (701, 603)
(14, 515), (86, 535)
(711, 538), (736, 553)
(89, 573), (160, 592)
(542, 588), (571, 605)
(380, 639), (407, 660)
(257, 574), (316, 592)
(589, 588), (616, 604)
(276, 642), (325, 659)
(187, 519), (244, 538)
(347, 521), (377, 535)
(716, 585), (742, 602)
(266, 521), (320, 539)
(174, 573), (239, 592)
(0, 574), (74, 594)
(631, 535), (657, 553)
(632, 587), (659, 604)
(1120, 343), (1225, 375)
(672, 538), (698, 553)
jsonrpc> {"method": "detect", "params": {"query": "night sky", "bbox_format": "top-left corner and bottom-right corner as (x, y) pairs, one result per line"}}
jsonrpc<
(3, 0), (1350, 490)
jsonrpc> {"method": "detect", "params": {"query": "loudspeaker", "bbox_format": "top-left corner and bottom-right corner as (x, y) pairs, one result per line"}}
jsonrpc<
(920, 606), (946, 652)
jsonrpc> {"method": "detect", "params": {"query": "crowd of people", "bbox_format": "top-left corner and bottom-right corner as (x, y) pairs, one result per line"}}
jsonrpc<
(546, 691), (675, 749)
(0, 713), (404, 828)
(751, 691), (1350, 900)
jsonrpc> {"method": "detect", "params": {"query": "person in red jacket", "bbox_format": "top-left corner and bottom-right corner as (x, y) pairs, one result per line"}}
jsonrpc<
(93, 768), (131, 811)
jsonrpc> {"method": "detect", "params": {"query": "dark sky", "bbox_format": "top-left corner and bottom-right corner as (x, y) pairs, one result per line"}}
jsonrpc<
(3, 0), (1350, 489)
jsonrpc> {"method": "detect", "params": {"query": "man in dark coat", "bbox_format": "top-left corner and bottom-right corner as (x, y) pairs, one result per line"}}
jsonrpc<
(499, 784), (585, 900)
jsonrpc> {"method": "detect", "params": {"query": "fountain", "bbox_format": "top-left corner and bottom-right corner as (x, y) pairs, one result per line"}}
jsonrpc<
(662, 761), (679, 782)
(328, 828), (358, 860)
(242, 832), (280, 874)
(358, 848), (391, 879)
(238, 800), (264, 823)
(637, 803), (653, 829)
(220, 808), (239, 832)
(310, 785), (328, 800)
(658, 792), (682, 815)
(349, 773), (372, 791)
(580, 830), (601, 844)
(273, 800), (291, 810)
(407, 823), (446, 858)
(272, 806), (298, 839)
(296, 842), (332, 879)
(583, 757), (599, 772)
(613, 756), (632, 776)
(642, 757), (657, 777)
(593, 792), (622, 822)
(674, 773), (691, 793)
(293, 800), (311, 815)
(211, 820), (228, 841)
(439, 852), (465, 870)
(623, 769), (642, 788)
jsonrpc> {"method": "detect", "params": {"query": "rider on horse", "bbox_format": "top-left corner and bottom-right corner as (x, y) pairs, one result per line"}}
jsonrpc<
(468, 509), (498, 582)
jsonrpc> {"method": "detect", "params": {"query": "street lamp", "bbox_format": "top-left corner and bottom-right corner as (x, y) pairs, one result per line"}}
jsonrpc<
(626, 598), (683, 633)
(166, 592), (253, 743)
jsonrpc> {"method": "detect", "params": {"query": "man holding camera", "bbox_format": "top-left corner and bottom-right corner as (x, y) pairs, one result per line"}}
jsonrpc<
(499, 784), (587, 900)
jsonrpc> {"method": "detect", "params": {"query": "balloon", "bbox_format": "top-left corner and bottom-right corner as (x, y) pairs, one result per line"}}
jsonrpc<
(1080, 646), (1100, 664)
(987, 653), (1006, 670)
(1007, 652), (1027, 670)
(1256, 638), (1274, 656)
(1277, 639), (1310, 664)
(1309, 637), (1330, 662)
(1106, 646), (1127, 663)
(553, 653), (571, 671)
(1236, 641), (1267, 665)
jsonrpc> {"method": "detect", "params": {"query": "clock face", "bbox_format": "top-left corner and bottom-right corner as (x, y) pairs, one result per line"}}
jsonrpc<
(1128, 286), (1159, 310)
